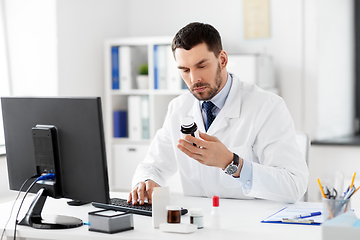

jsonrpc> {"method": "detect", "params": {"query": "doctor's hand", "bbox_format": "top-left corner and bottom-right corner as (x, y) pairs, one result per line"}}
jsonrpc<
(177, 131), (240, 171)
(127, 180), (159, 205)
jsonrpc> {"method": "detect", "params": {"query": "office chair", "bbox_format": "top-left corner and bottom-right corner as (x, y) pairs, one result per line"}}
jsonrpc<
(295, 131), (310, 202)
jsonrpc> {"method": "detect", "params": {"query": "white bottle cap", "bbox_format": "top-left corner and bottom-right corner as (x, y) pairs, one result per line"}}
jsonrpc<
(189, 208), (203, 216)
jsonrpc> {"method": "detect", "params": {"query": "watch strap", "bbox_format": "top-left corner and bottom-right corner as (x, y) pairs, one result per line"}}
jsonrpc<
(232, 153), (239, 166)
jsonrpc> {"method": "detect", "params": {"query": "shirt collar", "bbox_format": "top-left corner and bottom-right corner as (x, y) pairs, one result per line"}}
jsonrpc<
(200, 73), (232, 110)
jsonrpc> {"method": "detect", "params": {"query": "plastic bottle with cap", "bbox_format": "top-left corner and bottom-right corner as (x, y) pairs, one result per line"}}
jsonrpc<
(180, 117), (199, 146)
(211, 195), (220, 230)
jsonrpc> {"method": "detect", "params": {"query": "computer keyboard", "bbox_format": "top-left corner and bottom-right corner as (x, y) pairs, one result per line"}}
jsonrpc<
(92, 198), (188, 217)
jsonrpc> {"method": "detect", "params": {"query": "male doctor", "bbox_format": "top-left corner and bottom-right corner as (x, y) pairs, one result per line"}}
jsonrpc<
(128, 22), (308, 205)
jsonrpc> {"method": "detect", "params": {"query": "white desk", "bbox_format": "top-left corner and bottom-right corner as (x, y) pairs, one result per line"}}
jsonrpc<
(0, 192), (330, 240)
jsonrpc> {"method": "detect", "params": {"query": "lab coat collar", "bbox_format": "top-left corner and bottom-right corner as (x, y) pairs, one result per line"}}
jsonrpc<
(187, 73), (242, 135)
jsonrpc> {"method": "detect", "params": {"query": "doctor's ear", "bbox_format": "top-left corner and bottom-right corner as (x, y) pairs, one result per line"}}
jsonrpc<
(219, 50), (228, 70)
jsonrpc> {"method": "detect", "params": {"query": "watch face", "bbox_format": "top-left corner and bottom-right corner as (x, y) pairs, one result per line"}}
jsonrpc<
(225, 164), (238, 175)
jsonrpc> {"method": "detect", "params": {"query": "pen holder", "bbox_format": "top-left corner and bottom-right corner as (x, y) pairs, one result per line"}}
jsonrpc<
(322, 198), (351, 221)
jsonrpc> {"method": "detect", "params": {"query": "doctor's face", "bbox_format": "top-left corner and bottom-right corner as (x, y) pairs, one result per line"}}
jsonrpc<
(174, 43), (228, 101)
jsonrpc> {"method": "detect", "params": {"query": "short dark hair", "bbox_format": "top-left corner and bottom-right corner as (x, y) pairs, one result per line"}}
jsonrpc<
(171, 22), (223, 58)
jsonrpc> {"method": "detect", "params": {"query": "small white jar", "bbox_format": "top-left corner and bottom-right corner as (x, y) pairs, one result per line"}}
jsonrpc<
(189, 208), (204, 229)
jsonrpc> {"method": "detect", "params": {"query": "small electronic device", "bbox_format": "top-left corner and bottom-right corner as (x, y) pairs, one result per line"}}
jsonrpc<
(88, 210), (134, 234)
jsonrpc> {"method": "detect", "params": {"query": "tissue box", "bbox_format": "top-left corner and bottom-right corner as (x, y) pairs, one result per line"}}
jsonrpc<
(88, 210), (134, 234)
(322, 211), (360, 240)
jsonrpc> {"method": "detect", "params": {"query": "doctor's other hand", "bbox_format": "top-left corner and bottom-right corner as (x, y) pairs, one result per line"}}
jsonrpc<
(177, 131), (240, 171)
(127, 180), (160, 205)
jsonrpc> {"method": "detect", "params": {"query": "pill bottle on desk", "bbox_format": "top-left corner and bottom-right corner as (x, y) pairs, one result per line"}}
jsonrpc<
(189, 208), (204, 229)
(166, 206), (181, 224)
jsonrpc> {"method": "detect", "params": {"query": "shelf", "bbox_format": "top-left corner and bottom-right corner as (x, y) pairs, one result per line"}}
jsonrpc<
(104, 36), (184, 190)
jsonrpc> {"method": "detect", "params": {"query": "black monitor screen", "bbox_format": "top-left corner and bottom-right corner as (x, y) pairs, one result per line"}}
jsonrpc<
(1, 97), (110, 205)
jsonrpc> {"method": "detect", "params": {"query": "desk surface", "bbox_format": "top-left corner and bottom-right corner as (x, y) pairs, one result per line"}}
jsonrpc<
(0, 192), (341, 240)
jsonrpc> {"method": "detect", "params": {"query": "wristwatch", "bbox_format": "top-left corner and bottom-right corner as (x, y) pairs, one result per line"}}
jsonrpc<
(224, 153), (240, 175)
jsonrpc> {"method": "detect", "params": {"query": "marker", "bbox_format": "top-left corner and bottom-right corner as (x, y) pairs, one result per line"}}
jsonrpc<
(283, 211), (321, 220)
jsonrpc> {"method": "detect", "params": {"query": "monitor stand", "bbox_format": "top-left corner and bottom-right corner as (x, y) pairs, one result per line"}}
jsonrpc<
(67, 199), (90, 206)
(19, 188), (83, 229)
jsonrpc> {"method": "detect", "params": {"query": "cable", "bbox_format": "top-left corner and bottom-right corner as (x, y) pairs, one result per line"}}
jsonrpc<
(12, 173), (55, 240)
(37, 173), (55, 181)
(0, 173), (39, 240)
(13, 178), (38, 240)
(13, 173), (55, 240)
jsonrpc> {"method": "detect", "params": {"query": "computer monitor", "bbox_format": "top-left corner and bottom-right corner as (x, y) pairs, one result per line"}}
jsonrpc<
(1, 97), (110, 229)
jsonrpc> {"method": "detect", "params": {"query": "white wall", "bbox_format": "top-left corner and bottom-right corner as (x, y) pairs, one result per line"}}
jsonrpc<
(304, 0), (354, 140)
(4, 0), (129, 99)
(56, 0), (129, 98)
(125, 0), (305, 130)
(6, 0), (303, 129)
(4, 0), (58, 96)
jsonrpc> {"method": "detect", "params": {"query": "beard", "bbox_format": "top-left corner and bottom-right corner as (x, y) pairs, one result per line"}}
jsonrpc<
(189, 63), (223, 101)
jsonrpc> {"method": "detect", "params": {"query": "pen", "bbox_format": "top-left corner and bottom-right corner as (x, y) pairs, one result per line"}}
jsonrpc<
(344, 186), (355, 200)
(350, 186), (360, 198)
(283, 211), (322, 220)
(282, 219), (315, 224)
(344, 185), (360, 212)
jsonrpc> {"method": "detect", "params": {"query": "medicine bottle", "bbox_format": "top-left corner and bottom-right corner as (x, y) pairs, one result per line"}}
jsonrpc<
(180, 118), (199, 146)
(166, 206), (181, 223)
(189, 208), (204, 229)
(211, 195), (221, 230)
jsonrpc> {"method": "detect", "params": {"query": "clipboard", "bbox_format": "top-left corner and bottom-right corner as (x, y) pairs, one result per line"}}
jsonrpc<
(261, 204), (323, 226)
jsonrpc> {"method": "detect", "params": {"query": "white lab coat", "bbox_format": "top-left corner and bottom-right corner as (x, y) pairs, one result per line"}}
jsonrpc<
(132, 74), (309, 203)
